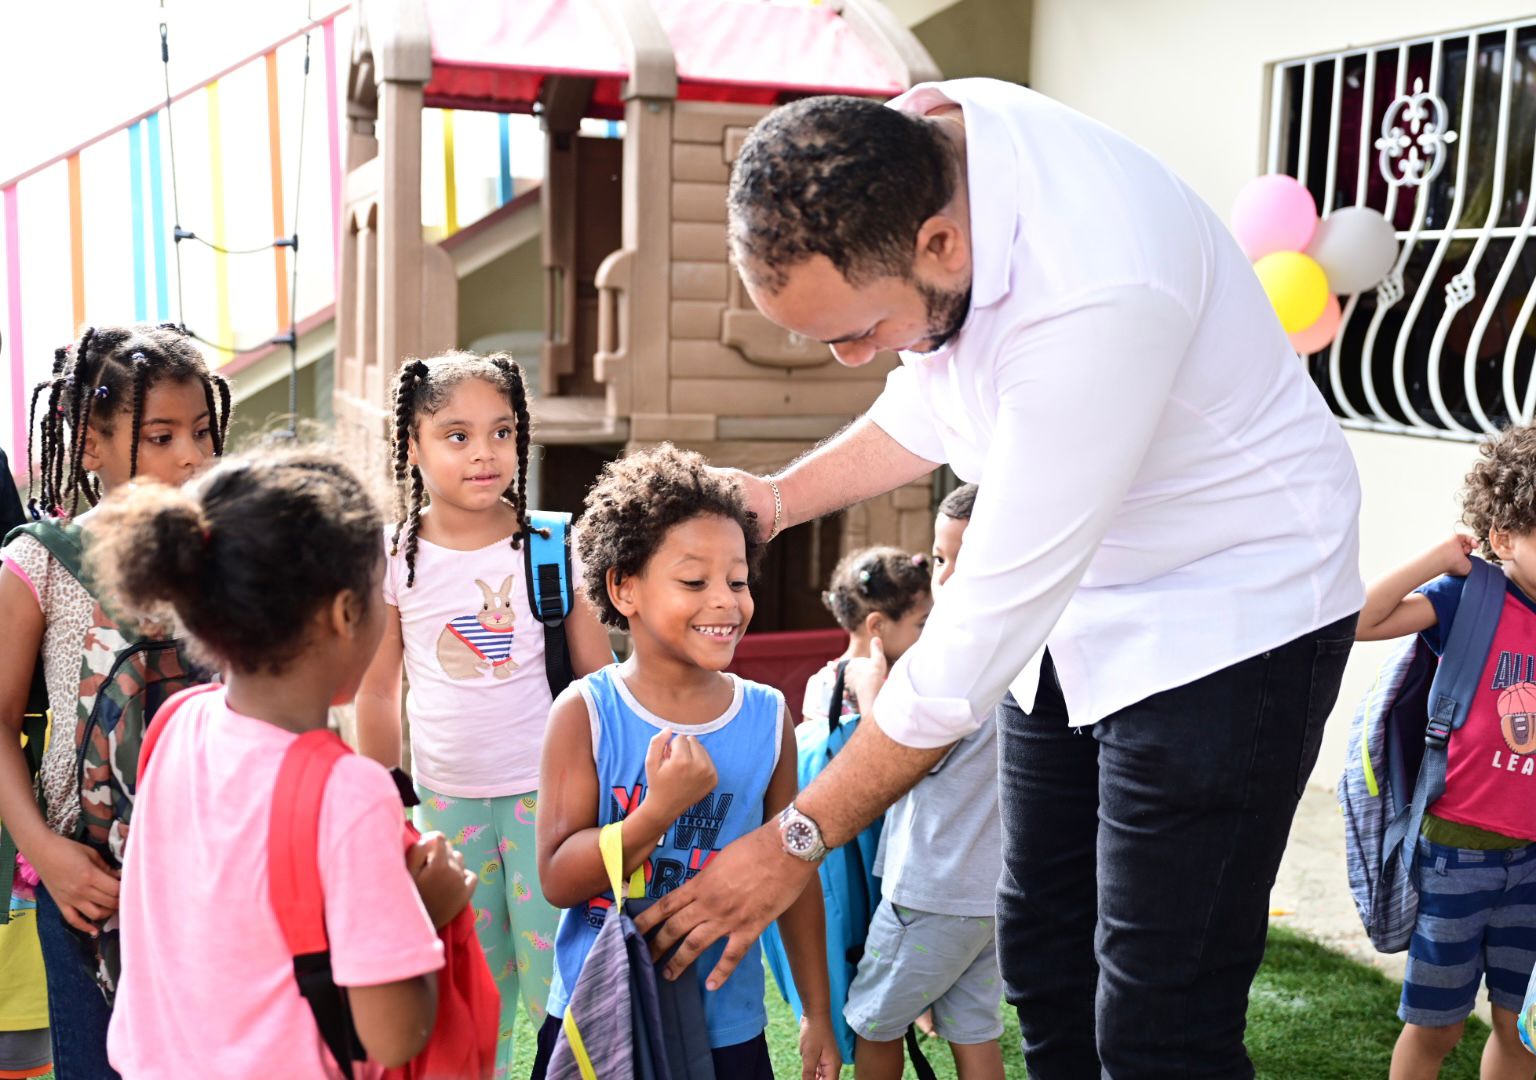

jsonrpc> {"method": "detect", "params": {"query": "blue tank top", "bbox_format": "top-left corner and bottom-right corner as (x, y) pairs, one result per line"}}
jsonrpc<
(546, 665), (784, 1048)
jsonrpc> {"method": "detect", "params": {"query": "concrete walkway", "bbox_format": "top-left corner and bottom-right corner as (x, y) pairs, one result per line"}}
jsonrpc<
(1272, 784), (1492, 1023)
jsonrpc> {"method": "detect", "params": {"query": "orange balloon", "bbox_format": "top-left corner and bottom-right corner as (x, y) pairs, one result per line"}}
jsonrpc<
(1289, 295), (1342, 355)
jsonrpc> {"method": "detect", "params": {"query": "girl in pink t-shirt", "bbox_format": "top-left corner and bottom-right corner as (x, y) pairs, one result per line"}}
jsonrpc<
(91, 447), (476, 1078)
(356, 352), (613, 1076)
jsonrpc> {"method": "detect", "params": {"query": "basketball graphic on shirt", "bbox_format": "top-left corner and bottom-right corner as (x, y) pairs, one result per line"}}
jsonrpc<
(436, 576), (521, 681)
(1498, 682), (1536, 755)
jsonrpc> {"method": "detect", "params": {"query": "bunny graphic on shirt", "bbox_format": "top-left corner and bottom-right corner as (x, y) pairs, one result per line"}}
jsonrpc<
(437, 576), (521, 680)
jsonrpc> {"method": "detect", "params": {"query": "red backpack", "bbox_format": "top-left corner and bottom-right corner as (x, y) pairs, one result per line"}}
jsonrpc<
(141, 689), (499, 1078)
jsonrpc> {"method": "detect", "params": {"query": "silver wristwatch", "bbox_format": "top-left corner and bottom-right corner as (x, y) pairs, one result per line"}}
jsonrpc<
(777, 803), (828, 863)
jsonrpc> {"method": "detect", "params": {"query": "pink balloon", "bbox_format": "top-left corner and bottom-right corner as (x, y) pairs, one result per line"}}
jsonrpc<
(1289, 294), (1341, 354)
(1231, 175), (1319, 260)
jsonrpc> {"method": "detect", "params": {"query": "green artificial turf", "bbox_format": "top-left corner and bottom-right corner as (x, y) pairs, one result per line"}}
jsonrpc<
(34, 927), (1494, 1079)
(762, 926), (1492, 1079)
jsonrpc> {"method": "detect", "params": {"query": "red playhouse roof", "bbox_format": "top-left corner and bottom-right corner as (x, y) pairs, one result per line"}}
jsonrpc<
(422, 0), (908, 116)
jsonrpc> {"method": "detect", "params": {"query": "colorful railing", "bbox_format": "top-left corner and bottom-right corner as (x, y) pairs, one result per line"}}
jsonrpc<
(1, 8), (349, 462)
(1, 4), (546, 471)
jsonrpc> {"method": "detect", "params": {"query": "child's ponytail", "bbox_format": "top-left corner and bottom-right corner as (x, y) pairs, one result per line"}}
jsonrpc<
(89, 447), (382, 674)
(822, 546), (932, 632)
(90, 480), (209, 618)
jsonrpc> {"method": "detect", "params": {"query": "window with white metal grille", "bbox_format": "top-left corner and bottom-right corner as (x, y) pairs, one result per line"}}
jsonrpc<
(1273, 21), (1536, 441)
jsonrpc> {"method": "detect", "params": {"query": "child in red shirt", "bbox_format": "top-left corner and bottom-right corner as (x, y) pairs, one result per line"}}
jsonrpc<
(1358, 424), (1536, 1080)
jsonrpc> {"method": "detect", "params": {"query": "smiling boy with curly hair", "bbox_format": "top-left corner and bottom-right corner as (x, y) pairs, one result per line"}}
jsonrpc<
(531, 444), (838, 1080)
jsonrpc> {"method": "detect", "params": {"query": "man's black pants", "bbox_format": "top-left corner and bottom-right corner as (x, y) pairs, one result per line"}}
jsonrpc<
(998, 615), (1356, 1078)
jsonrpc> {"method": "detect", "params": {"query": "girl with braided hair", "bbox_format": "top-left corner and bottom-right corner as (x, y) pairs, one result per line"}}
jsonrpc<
(0, 323), (231, 1079)
(22, 324), (231, 522)
(355, 350), (612, 1076)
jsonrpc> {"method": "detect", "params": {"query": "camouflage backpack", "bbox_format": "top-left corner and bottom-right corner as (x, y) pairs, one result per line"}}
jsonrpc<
(7, 520), (209, 997)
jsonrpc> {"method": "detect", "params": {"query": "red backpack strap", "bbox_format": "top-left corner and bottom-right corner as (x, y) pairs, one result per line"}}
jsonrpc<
(137, 684), (222, 780)
(267, 729), (351, 956)
(266, 729), (365, 1073)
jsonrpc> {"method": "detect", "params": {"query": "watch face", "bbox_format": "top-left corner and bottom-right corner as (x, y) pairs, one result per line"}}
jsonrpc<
(785, 819), (816, 855)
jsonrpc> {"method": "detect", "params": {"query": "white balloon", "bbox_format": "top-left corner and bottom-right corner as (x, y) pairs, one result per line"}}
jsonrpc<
(1305, 207), (1398, 295)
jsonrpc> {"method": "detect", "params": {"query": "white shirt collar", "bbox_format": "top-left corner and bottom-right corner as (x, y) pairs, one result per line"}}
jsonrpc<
(887, 79), (1020, 312)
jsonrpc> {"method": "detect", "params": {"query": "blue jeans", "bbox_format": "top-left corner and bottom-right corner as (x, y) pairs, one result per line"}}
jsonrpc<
(35, 884), (120, 1080)
(997, 616), (1356, 1079)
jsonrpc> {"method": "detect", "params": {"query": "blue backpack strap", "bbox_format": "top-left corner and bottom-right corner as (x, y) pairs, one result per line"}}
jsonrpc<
(1384, 557), (1505, 875)
(525, 511), (576, 698)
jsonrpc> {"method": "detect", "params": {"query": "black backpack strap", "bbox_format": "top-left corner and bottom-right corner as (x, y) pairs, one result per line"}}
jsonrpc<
(525, 511), (577, 699)
(292, 952), (366, 1072)
(389, 767), (421, 809)
(906, 1026), (940, 1080)
(828, 660), (851, 734)
(0, 830), (17, 927)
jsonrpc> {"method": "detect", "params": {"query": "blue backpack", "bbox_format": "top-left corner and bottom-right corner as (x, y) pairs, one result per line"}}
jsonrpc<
(760, 661), (883, 1066)
(525, 510), (578, 698)
(1338, 556), (1504, 953)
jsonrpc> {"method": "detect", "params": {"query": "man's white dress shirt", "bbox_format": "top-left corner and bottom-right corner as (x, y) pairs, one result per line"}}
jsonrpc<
(869, 79), (1364, 748)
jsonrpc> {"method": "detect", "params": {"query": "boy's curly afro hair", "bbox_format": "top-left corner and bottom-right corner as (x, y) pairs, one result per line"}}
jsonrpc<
(577, 443), (762, 630)
(1462, 424), (1536, 562)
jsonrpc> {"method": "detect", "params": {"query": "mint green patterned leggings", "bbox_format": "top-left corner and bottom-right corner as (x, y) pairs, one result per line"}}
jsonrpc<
(414, 786), (559, 1080)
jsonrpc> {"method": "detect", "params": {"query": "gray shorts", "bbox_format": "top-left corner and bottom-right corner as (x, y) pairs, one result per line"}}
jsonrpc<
(844, 899), (1004, 1045)
(0, 1027), (50, 1073)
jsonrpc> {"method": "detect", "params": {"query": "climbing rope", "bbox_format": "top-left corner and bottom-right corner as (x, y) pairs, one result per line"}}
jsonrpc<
(158, 0), (315, 435)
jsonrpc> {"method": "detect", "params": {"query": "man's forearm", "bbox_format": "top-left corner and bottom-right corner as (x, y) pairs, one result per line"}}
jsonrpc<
(793, 715), (950, 848)
(774, 416), (937, 531)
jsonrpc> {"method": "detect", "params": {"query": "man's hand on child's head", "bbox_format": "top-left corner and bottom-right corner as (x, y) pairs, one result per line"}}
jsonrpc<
(644, 731), (718, 820)
(708, 467), (776, 542)
(845, 636), (890, 716)
(1440, 533), (1477, 576)
(407, 831), (476, 930)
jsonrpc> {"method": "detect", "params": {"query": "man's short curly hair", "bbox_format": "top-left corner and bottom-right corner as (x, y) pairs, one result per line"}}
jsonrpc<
(728, 95), (959, 293)
(577, 444), (762, 631)
(1462, 424), (1536, 562)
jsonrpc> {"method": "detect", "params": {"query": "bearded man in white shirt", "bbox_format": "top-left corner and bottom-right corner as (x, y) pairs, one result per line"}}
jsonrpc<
(636, 79), (1364, 1078)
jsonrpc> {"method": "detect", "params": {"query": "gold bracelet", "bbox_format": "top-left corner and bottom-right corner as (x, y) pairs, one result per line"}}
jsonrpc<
(766, 478), (784, 542)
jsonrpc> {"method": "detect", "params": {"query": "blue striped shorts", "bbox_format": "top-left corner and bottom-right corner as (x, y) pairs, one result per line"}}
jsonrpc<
(1399, 837), (1536, 1027)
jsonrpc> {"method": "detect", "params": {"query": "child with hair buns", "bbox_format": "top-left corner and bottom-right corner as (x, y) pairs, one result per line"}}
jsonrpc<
(90, 448), (474, 1078)
(803, 547), (934, 730)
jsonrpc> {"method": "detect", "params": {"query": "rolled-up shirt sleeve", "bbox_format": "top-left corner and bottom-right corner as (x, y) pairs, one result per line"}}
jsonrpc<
(874, 285), (1196, 748)
(866, 362), (949, 464)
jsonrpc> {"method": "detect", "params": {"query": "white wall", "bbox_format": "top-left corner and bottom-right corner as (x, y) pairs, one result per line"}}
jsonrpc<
(1327, 431), (1479, 783)
(1028, 1), (1536, 214)
(1027, 0), (1528, 785)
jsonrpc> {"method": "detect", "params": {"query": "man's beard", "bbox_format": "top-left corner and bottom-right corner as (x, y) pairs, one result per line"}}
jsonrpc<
(913, 280), (973, 354)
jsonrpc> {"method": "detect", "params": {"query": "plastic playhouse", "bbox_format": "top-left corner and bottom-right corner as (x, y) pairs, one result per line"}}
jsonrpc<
(335, 0), (943, 639)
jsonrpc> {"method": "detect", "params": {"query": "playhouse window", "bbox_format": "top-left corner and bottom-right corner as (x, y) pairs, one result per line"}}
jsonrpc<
(1273, 20), (1536, 441)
